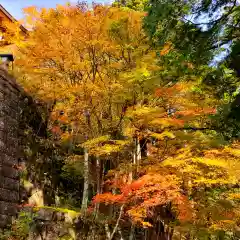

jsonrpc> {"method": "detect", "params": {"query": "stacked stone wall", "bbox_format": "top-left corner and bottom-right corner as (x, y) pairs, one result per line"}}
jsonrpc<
(0, 69), (22, 227)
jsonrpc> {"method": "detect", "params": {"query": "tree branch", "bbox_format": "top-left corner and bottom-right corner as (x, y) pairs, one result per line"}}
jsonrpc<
(105, 204), (124, 240)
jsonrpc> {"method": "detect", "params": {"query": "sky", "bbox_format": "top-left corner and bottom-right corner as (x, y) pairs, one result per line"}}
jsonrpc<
(0, 0), (108, 20)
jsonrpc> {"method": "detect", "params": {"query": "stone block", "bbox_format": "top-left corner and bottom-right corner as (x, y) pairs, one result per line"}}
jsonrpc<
(7, 136), (18, 147)
(0, 201), (18, 216)
(0, 188), (19, 203)
(2, 165), (19, 179)
(0, 176), (19, 191)
(7, 129), (18, 138)
(2, 154), (18, 167)
(7, 99), (19, 112)
(0, 139), (5, 149)
(0, 91), (5, 101)
(2, 104), (10, 116)
(0, 117), (4, 130)
(7, 123), (18, 135)
(6, 145), (18, 156)
(5, 115), (18, 126)
(0, 214), (12, 228)
(1, 80), (19, 96)
(10, 109), (18, 120)
(0, 129), (5, 140)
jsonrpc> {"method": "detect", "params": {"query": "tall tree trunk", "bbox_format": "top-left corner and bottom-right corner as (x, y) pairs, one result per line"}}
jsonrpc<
(169, 228), (174, 240)
(129, 137), (137, 183)
(81, 148), (89, 214)
(136, 137), (141, 170)
(129, 224), (135, 240)
(133, 137), (137, 165)
(128, 138), (140, 240)
(165, 226), (174, 240)
(94, 156), (101, 218)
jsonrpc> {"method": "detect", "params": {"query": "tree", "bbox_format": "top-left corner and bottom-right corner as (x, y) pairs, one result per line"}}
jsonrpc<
(143, 0), (240, 142)
(112, 0), (149, 11)
(7, 2), (152, 214)
(144, 0), (240, 59)
(92, 79), (234, 238)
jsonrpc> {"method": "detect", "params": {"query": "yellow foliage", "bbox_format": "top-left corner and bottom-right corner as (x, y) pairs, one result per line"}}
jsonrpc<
(210, 220), (236, 231)
(89, 140), (130, 156)
(227, 193), (240, 200)
(142, 221), (153, 228)
(151, 131), (175, 140)
(81, 135), (110, 149)
(163, 154), (239, 187)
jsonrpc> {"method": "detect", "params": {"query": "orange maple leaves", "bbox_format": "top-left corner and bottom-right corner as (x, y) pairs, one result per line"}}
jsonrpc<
(155, 84), (182, 98)
(160, 42), (172, 56)
(93, 173), (193, 225)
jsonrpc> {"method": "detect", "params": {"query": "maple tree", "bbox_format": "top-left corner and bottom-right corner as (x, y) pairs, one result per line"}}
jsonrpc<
(92, 80), (232, 239)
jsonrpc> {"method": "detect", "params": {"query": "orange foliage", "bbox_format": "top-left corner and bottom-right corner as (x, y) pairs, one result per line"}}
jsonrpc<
(51, 126), (62, 134)
(175, 108), (216, 117)
(94, 173), (193, 225)
(154, 84), (182, 98)
(160, 42), (172, 56)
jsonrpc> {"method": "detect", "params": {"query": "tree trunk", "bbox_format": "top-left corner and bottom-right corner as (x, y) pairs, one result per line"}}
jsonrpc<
(94, 156), (101, 218)
(129, 138), (137, 183)
(81, 148), (89, 214)
(129, 224), (135, 240)
(165, 226), (174, 240)
(105, 204), (124, 240)
(136, 137), (141, 170)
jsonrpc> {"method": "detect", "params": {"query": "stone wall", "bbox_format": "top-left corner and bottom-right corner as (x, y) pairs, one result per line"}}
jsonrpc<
(0, 68), (22, 228)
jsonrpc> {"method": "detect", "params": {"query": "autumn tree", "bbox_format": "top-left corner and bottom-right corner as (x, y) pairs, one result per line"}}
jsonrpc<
(7, 2), (155, 215)
(92, 78), (225, 238)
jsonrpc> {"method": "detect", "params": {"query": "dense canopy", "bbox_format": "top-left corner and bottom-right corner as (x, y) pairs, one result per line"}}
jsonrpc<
(2, 1), (240, 239)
